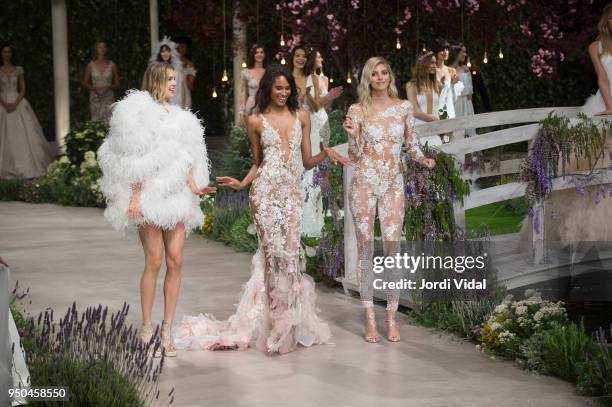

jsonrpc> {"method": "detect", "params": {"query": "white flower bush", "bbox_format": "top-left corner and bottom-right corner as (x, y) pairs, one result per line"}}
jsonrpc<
(480, 290), (567, 356)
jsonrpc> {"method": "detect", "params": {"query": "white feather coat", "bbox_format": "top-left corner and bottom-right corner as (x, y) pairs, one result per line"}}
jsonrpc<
(97, 90), (210, 233)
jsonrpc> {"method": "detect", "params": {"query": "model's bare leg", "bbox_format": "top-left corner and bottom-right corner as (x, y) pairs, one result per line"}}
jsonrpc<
(158, 223), (185, 356)
(138, 224), (164, 344)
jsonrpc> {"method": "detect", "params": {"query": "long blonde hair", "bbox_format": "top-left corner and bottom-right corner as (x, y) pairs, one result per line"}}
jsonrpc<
(410, 52), (442, 95)
(598, 3), (612, 56)
(357, 57), (398, 115)
(142, 62), (174, 103)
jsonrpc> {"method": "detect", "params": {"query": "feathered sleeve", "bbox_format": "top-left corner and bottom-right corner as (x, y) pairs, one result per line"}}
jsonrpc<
(97, 90), (163, 186)
(173, 108), (210, 189)
(347, 104), (364, 162)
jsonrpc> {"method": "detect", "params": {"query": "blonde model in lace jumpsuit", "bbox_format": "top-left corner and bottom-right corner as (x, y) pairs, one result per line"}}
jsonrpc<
(344, 57), (435, 343)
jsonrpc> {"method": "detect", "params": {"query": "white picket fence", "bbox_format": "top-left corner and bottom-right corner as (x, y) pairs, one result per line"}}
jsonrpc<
(334, 107), (612, 296)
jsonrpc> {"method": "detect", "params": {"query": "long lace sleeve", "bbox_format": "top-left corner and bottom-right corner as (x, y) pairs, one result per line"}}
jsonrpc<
(404, 105), (424, 160)
(347, 104), (364, 162)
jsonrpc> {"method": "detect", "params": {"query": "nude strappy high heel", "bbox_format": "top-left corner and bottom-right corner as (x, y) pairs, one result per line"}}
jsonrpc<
(156, 320), (177, 357)
(386, 311), (401, 342)
(364, 308), (381, 343)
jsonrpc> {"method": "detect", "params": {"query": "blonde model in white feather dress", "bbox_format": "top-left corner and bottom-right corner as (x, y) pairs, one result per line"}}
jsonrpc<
(97, 63), (212, 357)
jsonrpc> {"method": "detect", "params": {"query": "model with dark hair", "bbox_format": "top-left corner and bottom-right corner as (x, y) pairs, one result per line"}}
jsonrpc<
(448, 43), (476, 137)
(175, 64), (351, 355)
(239, 44), (266, 124)
(0, 44), (54, 178)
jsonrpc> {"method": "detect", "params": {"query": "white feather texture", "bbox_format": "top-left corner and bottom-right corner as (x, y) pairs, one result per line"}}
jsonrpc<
(97, 90), (210, 233)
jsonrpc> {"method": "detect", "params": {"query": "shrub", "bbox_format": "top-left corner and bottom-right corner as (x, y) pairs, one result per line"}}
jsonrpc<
(26, 303), (173, 406)
(0, 178), (25, 201)
(481, 291), (568, 357)
(64, 121), (109, 166)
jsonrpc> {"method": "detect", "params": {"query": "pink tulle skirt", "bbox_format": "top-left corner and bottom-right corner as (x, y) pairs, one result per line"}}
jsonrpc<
(174, 249), (331, 354)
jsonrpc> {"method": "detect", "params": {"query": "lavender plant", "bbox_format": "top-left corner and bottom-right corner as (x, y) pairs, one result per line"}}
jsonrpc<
(403, 146), (470, 241)
(25, 302), (174, 406)
(520, 112), (609, 209)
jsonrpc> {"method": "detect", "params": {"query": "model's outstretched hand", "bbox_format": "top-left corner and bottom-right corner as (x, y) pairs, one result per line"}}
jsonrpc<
(325, 148), (353, 166)
(191, 181), (217, 196)
(216, 176), (243, 190)
(342, 116), (360, 138)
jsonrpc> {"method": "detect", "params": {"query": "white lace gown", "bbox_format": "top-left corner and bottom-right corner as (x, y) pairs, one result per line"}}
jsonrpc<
(301, 75), (327, 237)
(181, 63), (196, 110)
(89, 61), (115, 123)
(241, 69), (260, 117)
(0, 66), (54, 179)
(175, 113), (331, 354)
(454, 69), (476, 138)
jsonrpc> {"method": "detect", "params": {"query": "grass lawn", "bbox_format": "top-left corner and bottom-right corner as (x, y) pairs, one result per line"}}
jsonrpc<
(465, 198), (528, 235)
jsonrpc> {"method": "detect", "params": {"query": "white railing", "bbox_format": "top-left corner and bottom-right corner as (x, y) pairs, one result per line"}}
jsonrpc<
(334, 106), (612, 294)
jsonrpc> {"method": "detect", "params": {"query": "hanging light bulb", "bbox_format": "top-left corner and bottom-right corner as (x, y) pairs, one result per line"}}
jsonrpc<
(422, 46), (427, 53)
(212, 87), (218, 98)
(346, 72), (352, 84)
(241, 60), (247, 68)
(221, 69), (228, 82)
(483, 51), (488, 64)
(329, 77), (334, 84)
(280, 34), (285, 47)
(498, 48), (504, 59)
(280, 56), (286, 65)
(467, 60), (472, 68)
(396, 36), (401, 50)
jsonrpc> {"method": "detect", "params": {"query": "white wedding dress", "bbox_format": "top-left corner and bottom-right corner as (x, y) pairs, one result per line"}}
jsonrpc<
(0, 66), (54, 178)
(454, 69), (476, 138)
(301, 75), (327, 237)
(414, 90), (443, 147)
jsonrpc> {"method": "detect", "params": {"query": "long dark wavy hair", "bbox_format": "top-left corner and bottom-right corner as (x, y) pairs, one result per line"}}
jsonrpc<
(156, 44), (172, 64)
(246, 44), (265, 69)
(448, 43), (465, 66)
(287, 45), (308, 73)
(303, 47), (319, 76)
(0, 44), (16, 66)
(252, 64), (299, 114)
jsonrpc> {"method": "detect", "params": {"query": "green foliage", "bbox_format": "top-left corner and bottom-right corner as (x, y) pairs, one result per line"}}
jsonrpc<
(412, 298), (500, 341)
(213, 125), (253, 179)
(36, 159), (104, 207)
(466, 198), (527, 236)
(327, 110), (348, 147)
(64, 121), (108, 165)
(404, 148), (470, 241)
(0, 178), (24, 201)
(521, 113), (609, 207)
(539, 322), (595, 382)
(30, 358), (144, 407)
(224, 210), (258, 253)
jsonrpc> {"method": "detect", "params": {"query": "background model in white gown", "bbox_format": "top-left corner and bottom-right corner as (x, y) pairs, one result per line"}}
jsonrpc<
(454, 69), (476, 138)
(0, 66), (54, 178)
(414, 90), (443, 147)
(301, 74), (327, 237)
